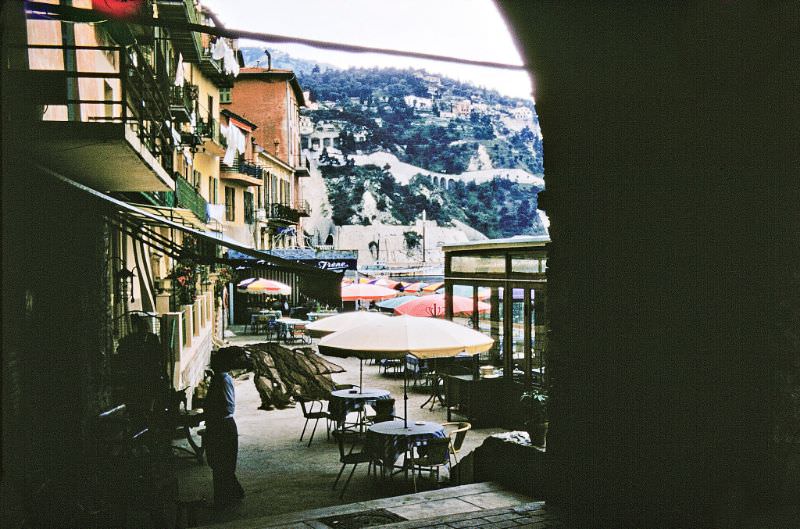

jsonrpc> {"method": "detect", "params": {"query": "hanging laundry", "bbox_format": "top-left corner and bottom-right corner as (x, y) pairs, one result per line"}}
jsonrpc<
(223, 45), (237, 76)
(222, 122), (245, 166)
(174, 53), (184, 86)
(211, 37), (225, 61)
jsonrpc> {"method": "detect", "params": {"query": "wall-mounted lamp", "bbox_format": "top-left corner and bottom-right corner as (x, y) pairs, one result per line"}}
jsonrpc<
(111, 257), (136, 303)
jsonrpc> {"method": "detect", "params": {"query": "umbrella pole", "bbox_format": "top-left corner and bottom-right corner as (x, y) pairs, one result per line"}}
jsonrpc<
(404, 362), (408, 428)
(360, 358), (363, 393)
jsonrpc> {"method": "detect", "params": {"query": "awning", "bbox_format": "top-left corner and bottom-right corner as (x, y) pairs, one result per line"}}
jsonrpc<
(227, 248), (358, 273)
(135, 204), (211, 231)
(42, 165), (342, 304)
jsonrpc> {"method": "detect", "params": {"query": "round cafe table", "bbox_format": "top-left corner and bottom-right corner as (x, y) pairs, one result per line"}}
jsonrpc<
(367, 419), (446, 482)
(329, 388), (391, 429)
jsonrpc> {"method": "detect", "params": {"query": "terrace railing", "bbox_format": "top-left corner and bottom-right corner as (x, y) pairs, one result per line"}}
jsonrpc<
(175, 176), (209, 223)
(25, 42), (175, 175)
(270, 203), (301, 224)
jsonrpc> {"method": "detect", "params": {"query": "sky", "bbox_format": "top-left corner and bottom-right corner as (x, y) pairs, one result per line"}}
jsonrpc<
(202, 0), (533, 100)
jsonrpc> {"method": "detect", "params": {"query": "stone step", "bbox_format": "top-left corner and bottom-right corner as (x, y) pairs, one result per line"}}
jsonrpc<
(198, 482), (545, 529)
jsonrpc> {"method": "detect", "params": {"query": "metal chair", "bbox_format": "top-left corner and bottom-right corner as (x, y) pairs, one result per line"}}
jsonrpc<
(297, 396), (330, 447)
(441, 421), (471, 463)
(410, 437), (451, 491)
(331, 430), (374, 499)
(365, 397), (398, 424)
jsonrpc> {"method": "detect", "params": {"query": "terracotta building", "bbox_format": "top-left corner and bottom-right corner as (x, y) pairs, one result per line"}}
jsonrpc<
(224, 67), (310, 248)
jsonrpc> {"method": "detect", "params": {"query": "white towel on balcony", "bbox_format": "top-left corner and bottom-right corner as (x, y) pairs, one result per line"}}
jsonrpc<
(211, 38), (226, 60)
(223, 45), (239, 77)
(223, 122), (246, 166)
(174, 53), (184, 86)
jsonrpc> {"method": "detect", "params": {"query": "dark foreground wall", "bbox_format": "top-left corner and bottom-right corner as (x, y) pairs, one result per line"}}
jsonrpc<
(2, 142), (114, 524)
(499, 3), (800, 527)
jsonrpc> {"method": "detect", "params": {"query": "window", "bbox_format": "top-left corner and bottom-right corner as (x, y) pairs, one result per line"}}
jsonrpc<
(244, 191), (254, 224)
(192, 169), (201, 188)
(220, 87), (231, 104)
(225, 186), (235, 221)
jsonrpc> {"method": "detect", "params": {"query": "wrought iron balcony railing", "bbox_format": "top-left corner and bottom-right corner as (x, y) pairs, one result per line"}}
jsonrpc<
(270, 203), (301, 224)
(221, 157), (264, 179)
(24, 42), (175, 175)
(296, 200), (311, 217)
(175, 175), (208, 222)
(169, 83), (198, 123)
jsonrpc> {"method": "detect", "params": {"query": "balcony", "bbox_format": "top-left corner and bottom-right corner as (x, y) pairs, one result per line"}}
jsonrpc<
(155, 0), (202, 62)
(296, 199), (311, 217)
(294, 154), (311, 177)
(21, 43), (174, 191)
(175, 176), (209, 223)
(220, 157), (265, 186)
(195, 117), (225, 155)
(200, 42), (239, 88)
(269, 203), (301, 224)
(169, 83), (198, 123)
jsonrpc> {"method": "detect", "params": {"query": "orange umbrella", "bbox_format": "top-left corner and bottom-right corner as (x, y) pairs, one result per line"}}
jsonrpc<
(421, 282), (444, 293)
(394, 294), (490, 318)
(341, 283), (399, 301)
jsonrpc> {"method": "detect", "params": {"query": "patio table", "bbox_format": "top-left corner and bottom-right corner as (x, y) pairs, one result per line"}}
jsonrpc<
(329, 388), (391, 429)
(367, 419), (446, 480)
(276, 317), (310, 343)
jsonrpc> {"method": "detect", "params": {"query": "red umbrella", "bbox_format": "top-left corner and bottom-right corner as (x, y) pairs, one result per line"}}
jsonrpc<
(394, 294), (490, 318)
(341, 283), (398, 301)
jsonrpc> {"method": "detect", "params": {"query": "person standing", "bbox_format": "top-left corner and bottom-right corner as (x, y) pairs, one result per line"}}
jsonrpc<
(115, 314), (167, 421)
(204, 354), (244, 508)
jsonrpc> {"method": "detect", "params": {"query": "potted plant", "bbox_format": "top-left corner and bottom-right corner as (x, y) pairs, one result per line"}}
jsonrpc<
(171, 263), (198, 306)
(520, 388), (549, 447)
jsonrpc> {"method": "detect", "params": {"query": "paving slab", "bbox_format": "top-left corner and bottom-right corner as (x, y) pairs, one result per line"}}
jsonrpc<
(385, 497), (483, 520)
(461, 490), (534, 510)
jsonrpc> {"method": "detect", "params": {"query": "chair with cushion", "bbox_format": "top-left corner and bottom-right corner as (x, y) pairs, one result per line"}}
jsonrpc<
(441, 421), (471, 463)
(297, 396), (330, 447)
(331, 430), (375, 499)
(410, 437), (451, 491)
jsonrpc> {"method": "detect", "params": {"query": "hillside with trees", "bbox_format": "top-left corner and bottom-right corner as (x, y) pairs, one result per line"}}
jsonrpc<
(321, 164), (545, 238)
(243, 48), (546, 238)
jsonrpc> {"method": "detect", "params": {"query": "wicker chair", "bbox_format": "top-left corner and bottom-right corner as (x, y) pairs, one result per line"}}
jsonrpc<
(441, 421), (471, 463)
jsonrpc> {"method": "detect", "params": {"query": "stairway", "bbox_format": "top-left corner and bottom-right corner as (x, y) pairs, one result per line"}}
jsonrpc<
(197, 481), (557, 529)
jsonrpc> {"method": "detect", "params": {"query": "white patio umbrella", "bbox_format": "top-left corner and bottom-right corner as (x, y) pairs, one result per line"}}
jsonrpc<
(306, 311), (390, 338)
(318, 315), (494, 427)
(307, 311), (391, 391)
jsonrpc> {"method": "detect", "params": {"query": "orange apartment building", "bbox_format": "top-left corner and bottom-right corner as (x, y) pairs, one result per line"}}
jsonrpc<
(223, 67), (311, 250)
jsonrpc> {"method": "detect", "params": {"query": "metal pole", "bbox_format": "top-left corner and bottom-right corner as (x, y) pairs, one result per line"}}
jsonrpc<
(422, 210), (426, 264)
(359, 358), (363, 393)
(404, 363), (408, 428)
